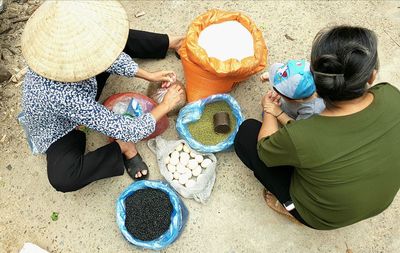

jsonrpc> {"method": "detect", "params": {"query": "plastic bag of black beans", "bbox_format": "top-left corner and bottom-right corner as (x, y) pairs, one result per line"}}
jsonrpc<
(116, 180), (188, 250)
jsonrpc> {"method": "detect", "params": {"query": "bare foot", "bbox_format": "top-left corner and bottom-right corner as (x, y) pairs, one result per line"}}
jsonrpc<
(168, 35), (185, 51)
(260, 72), (269, 82)
(116, 140), (147, 179)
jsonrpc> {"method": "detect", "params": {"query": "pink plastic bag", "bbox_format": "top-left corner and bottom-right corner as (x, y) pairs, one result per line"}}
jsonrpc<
(103, 92), (169, 140)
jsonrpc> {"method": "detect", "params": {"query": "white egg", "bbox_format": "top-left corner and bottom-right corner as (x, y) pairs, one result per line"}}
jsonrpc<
(201, 158), (212, 168)
(183, 145), (191, 153)
(184, 170), (192, 179)
(175, 143), (183, 152)
(179, 153), (190, 165)
(170, 156), (179, 166)
(178, 175), (189, 185)
(187, 159), (198, 170)
(164, 156), (170, 164)
(176, 163), (187, 174)
(165, 171), (173, 181)
(180, 152), (190, 160)
(173, 172), (180, 180)
(192, 166), (202, 177)
(185, 179), (196, 188)
(190, 151), (197, 158)
(171, 151), (180, 160)
(180, 156), (189, 166)
(167, 164), (176, 173)
(195, 154), (204, 163)
(172, 179), (179, 185)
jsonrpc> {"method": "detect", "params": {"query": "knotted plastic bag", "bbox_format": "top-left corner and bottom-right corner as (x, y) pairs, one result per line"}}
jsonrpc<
(147, 80), (187, 116)
(116, 180), (188, 250)
(148, 136), (217, 203)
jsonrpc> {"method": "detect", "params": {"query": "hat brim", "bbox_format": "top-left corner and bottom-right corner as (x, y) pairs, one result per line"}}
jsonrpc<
(22, 0), (129, 82)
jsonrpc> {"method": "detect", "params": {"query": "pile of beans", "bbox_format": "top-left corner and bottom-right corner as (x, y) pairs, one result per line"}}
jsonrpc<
(188, 101), (236, 145)
(125, 188), (173, 241)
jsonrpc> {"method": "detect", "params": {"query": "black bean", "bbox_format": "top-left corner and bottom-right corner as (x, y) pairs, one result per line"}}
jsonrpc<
(125, 188), (173, 241)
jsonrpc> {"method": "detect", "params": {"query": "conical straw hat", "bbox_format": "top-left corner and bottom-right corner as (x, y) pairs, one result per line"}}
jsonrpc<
(21, 0), (129, 82)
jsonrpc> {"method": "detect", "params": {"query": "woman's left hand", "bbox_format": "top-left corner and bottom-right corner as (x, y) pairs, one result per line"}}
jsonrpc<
(149, 71), (176, 85)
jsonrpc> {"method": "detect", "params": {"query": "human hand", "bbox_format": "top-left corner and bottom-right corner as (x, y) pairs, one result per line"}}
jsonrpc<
(261, 90), (274, 107)
(263, 102), (282, 117)
(149, 70), (176, 84)
(160, 84), (184, 112)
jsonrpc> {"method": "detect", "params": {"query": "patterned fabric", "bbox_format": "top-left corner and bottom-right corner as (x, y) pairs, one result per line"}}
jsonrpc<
(19, 52), (156, 154)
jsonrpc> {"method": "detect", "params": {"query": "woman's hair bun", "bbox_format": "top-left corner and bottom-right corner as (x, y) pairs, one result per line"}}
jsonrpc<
(311, 26), (379, 106)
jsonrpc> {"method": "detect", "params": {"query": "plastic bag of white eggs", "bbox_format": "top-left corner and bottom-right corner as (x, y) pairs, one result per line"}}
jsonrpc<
(148, 136), (217, 203)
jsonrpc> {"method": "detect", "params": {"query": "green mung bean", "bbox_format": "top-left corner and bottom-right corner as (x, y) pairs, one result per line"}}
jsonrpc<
(188, 101), (236, 145)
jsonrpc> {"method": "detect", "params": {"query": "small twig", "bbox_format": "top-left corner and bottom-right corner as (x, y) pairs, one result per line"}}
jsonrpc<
(0, 27), (12, 35)
(7, 14), (19, 19)
(2, 44), (17, 55)
(135, 11), (146, 18)
(11, 16), (30, 24)
(383, 29), (400, 48)
(284, 34), (295, 41)
(9, 66), (28, 83)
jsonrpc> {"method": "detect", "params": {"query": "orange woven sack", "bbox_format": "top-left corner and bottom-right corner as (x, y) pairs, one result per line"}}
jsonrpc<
(179, 9), (267, 102)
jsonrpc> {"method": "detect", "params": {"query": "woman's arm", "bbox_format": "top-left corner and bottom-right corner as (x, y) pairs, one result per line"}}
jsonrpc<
(263, 102), (294, 126)
(106, 52), (175, 84)
(258, 113), (279, 141)
(258, 91), (281, 141)
(135, 68), (175, 84)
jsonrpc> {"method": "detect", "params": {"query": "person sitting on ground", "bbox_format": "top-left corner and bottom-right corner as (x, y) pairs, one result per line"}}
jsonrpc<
(260, 59), (325, 125)
(18, 0), (184, 192)
(234, 25), (400, 229)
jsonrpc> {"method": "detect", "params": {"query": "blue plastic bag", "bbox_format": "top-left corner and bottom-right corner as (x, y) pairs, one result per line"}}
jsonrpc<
(176, 94), (244, 153)
(125, 98), (143, 117)
(116, 180), (188, 250)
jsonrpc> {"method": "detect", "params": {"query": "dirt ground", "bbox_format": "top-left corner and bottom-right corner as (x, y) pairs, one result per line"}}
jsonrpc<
(1, 1), (400, 253)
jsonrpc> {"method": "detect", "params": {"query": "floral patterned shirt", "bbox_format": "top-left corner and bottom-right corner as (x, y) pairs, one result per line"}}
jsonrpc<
(19, 52), (156, 154)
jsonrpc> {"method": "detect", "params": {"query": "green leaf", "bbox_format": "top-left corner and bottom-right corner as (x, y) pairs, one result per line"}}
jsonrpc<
(51, 212), (59, 221)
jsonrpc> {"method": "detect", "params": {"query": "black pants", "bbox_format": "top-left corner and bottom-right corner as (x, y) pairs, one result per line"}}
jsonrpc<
(46, 30), (169, 192)
(234, 119), (310, 227)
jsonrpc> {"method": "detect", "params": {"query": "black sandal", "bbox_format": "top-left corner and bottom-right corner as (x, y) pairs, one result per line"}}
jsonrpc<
(124, 154), (149, 181)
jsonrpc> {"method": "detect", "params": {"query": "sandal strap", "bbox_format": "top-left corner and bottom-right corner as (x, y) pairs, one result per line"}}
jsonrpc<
(124, 154), (149, 180)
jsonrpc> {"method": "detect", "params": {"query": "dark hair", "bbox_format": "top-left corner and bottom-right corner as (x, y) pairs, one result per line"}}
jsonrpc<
(310, 26), (379, 107)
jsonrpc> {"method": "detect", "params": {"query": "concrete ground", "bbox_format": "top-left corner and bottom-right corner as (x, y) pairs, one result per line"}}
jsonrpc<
(1, 1), (400, 252)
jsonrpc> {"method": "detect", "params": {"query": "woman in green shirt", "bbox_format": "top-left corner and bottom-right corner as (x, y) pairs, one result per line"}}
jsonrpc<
(234, 26), (400, 230)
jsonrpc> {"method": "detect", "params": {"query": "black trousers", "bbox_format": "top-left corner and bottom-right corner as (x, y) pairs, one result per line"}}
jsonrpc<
(234, 119), (311, 227)
(46, 30), (169, 192)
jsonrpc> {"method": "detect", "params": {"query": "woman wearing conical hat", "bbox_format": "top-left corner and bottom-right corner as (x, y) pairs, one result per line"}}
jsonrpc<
(19, 0), (184, 192)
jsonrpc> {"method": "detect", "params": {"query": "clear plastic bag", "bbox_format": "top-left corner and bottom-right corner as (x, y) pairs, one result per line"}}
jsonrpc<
(116, 180), (188, 250)
(148, 136), (217, 204)
(176, 93), (244, 153)
(103, 92), (169, 140)
(147, 80), (187, 116)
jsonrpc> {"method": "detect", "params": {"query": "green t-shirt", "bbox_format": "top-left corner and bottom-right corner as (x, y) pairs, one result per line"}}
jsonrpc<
(257, 83), (400, 230)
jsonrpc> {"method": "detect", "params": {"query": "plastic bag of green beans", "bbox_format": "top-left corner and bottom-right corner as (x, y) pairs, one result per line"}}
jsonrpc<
(176, 94), (244, 153)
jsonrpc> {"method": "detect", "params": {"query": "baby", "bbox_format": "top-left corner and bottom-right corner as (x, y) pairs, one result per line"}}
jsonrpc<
(260, 59), (325, 124)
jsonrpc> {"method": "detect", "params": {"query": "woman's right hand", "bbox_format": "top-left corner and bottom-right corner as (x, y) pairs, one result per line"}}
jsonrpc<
(160, 84), (183, 112)
(150, 84), (183, 121)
